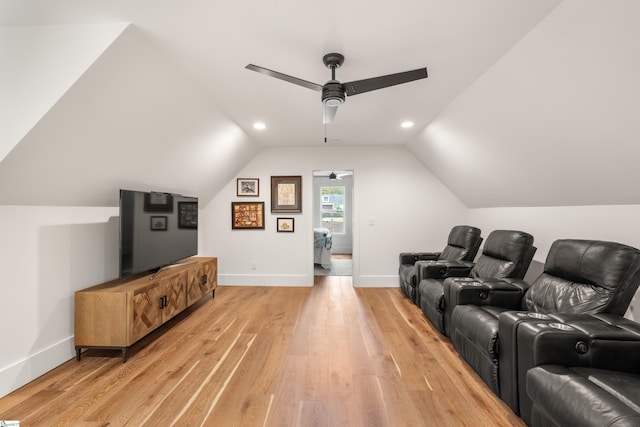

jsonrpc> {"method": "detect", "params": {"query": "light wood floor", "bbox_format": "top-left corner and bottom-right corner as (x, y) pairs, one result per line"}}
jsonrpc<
(0, 277), (525, 426)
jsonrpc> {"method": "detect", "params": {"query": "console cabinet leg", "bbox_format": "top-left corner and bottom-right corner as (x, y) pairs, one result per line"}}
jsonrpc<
(76, 347), (82, 361)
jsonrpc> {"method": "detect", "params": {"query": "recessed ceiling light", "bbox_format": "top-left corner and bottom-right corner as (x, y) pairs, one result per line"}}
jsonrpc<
(401, 121), (414, 129)
(253, 122), (266, 130)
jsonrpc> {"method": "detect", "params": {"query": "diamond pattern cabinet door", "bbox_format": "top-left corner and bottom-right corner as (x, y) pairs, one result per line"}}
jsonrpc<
(202, 258), (217, 295)
(186, 258), (218, 305)
(186, 265), (204, 305)
(161, 272), (187, 320)
(131, 282), (164, 343)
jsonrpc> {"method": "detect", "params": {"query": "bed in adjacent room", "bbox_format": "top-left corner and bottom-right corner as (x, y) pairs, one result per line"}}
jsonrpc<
(313, 227), (332, 269)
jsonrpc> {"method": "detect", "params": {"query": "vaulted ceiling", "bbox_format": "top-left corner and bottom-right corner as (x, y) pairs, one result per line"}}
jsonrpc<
(1, 0), (638, 208)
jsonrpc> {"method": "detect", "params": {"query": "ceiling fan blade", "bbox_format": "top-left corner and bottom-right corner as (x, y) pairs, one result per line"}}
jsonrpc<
(343, 67), (428, 96)
(245, 64), (323, 91)
(323, 103), (338, 124)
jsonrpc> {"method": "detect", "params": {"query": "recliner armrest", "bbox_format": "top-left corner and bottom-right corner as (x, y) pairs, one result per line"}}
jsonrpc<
(399, 251), (441, 265)
(416, 260), (472, 280)
(445, 277), (530, 309)
(441, 277), (527, 337)
(500, 313), (640, 421)
(518, 314), (640, 371)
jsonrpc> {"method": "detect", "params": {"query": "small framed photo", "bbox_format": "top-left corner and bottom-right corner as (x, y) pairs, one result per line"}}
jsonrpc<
(277, 217), (295, 233)
(232, 202), (265, 230)
(271, 175), (302, 213)
(144, 192), (173, 212)
(150, 216), (168, 231)
(237, 178), (260, 197)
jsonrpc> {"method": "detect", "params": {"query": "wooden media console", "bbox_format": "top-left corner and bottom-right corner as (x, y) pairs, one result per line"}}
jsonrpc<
(74, 257), (217, 362)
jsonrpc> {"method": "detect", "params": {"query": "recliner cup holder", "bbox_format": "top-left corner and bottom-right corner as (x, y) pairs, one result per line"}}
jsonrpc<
(516, 312), (551, 319)
(548, 322), (575, 331)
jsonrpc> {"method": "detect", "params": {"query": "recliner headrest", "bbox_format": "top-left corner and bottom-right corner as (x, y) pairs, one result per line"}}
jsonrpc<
(448, 225), (482, 249)
(544, 239), (640, 291)
(482, 230), (535, 262)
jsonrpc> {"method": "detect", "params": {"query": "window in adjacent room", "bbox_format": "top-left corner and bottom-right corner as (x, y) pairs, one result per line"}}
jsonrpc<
(320, 186), (345, 234)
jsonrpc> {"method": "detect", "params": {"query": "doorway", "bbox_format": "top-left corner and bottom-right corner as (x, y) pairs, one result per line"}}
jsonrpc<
(312, 170), (353, 276)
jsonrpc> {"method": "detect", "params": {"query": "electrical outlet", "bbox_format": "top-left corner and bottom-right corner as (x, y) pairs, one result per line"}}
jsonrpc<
(251, 261), (257, 270)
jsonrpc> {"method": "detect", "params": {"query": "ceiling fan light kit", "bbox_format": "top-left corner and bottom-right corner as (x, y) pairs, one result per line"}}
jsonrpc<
(246, 53), (428, 124)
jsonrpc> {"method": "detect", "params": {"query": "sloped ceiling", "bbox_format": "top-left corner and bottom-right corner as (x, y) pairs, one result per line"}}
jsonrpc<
(407, 0), (640, 207)
(0, 25), (258, 206)
(0, 23), (128, 162)
(4, 1), (639, 209)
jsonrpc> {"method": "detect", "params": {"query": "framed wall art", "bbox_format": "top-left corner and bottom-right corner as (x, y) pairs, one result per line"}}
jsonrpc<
(237, 178), (259, 197)
(271, 175), (302, 213)
(231, 201), (265, 230)
(277, 217), (295, 233)
(150, 216), (168, 231)
(144, 192), (173, 212)
(178, 201), (198, 229)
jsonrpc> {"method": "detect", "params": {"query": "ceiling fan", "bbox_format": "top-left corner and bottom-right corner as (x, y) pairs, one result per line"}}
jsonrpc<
(246, 53), (428, 124)
(315, 171), (351, 180)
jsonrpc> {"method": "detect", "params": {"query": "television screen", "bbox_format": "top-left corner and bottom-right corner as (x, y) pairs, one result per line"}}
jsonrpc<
(119, 189), (198, 277)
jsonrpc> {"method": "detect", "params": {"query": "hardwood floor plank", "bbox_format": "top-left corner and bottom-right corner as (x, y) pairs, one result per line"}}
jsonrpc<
(0, 279), (525, 427)
(296, 400), (330, 427)
(352, 374), (390, 427)
(173, 334), (258, 426)
(234, 393), (274, 427)
(263, 355), (308, 426)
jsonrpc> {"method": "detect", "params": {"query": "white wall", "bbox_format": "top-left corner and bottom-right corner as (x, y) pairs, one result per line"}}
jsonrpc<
(467, 204), (640, 321)
(0, 205), (119, 398)
(201, 145), (468, 287)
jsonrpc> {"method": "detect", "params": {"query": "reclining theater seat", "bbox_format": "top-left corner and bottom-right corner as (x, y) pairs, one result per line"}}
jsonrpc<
(528, 365), (640, 427)
(398, 225), (482, 304)
(525, 315), (640, 427)
(418, 229), (535, 336)
(448, 239), (640, 425)
(526, 315), (640, 427)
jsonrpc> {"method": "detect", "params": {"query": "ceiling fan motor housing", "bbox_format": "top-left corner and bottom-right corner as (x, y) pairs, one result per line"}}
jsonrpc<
(322, 80), (345, 106)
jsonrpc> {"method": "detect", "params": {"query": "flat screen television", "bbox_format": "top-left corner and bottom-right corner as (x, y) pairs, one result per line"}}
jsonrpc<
(119, 189), (198, 277)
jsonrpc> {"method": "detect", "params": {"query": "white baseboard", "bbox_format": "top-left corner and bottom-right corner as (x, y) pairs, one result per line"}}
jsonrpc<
(354, 275), (400, 288)
(220, 274), (313, 287)
(0, 336), (75, 398)
(220, 273), (400, 288)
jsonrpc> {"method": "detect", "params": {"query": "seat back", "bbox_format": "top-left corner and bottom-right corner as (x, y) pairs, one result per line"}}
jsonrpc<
(439, 225), (483, 262)
(523, 239), (640, 315)
(471, 230), (536, 281)
(398, 225), (482, 303)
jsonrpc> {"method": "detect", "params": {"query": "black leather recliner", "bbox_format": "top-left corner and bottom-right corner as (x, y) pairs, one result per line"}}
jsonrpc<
(447, 239), (640, 425)
(417, 229), (536, 336)
(398, 225), (482, 304)
(525, 315), (640, 426)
